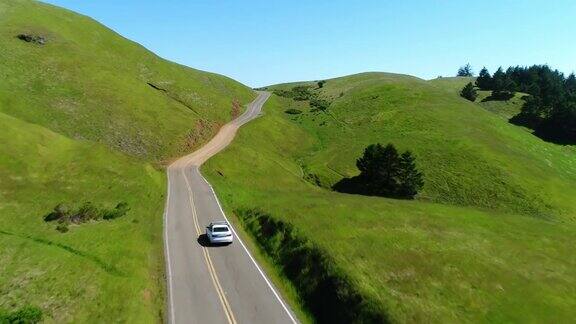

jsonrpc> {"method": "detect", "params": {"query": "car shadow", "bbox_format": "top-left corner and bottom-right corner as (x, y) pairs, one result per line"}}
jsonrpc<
(197, 234), (231, 247)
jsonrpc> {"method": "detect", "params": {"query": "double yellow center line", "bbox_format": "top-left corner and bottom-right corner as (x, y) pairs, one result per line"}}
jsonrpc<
(181, 165), (237, 324)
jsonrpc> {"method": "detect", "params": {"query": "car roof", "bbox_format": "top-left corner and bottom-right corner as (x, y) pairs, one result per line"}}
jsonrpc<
(210, 221), (228, 227)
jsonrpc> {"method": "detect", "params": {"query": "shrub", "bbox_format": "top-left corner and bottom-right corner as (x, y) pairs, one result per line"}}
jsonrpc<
(273, 85), (333, 112)
(70, 202), (100, 224)
(56, 224), (69, 233)
(43, 201), (129, 231)
(102, 202), (130, 220)
(272, 89), (293, 98)
(0, 305), (43, 324)
(310, 98), (330, 111)
(284, 108), (302, 115)
(43, 203), (70, 222)
(304, 173), (322, 187)
(291, 86), (314, 101)
(16, 34), (46, 45)
(273, 86), (314, 101)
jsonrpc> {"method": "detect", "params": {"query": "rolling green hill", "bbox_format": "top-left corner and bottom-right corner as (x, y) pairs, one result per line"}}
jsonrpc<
(0, 0), (254, 321)
(204, 72), (576, 322)
(429, 76), (527, 121)
(0, 0), (254, 162)
(0, 112), (166, 322)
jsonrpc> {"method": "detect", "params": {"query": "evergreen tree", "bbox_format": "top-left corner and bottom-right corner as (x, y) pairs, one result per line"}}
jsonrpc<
(457, 64), (474, 77)
(492, 67), (506, 92)
(526, 83), (541, 97)
(356, 143), (400, 196)
(521, 96), (543, 117)
(460, 82), (478, 101)
(397, 151), (424, 199)
(352, 143), (425, 198)
(491, 67), (515, 99)
(476, 67), (492, 90)
(567, 74), (576, 88)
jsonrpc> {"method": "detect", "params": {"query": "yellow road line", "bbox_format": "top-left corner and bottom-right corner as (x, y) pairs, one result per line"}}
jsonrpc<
(181, 166), (237, 324)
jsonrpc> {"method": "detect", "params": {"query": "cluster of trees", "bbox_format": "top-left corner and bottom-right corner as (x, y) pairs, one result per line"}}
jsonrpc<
(333, 143), (424, 199)
(476, 65), (576, 143)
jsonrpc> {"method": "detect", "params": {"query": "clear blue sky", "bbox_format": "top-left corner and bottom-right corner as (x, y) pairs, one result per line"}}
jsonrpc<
(43, 0), (575, 87)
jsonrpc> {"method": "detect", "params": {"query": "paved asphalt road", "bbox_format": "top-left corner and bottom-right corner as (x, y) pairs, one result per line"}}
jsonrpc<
(164, 92), (298, 324)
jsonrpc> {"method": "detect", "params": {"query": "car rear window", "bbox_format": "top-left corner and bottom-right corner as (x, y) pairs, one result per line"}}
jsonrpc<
(213, 226), (229, 232)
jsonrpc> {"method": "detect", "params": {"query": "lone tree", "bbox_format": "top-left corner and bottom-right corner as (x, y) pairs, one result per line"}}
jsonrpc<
(460, 82), (478, 101)
(356, 143), (401, 197)
(350, 143), (424, 199)
(457, 64), (474, 77)
(475, 67), (492, 90)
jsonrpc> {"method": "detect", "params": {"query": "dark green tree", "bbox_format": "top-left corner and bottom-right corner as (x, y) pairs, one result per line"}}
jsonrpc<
(460, 82), (478, 101)
(525, 83), (541, 97)
(351, 143), (425, 198)
(566, 73), (576, 96)
(475, 67), (492, 90)
(457, 64), (474, 77)
(397, 151), (424, 199)
(521, 96), (543, 117)
(356, 143), (400, 196)
(492, 67), (506, 91)
(490, 67), (515, 99)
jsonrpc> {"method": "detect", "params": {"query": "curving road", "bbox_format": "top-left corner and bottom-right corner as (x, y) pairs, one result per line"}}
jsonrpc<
(164, 92), (298, 324)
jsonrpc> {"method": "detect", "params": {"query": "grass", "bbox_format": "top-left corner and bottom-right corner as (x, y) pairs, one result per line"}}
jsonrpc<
(0, 0), (255, 321)
(204, 73), (576, 322)
(0, 112), (166, 322)
(0, 0), (255, 162)
(428, 76), (527, 120)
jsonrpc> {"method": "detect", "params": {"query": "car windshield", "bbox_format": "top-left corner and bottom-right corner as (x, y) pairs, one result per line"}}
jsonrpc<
(212, 226), (229, 233)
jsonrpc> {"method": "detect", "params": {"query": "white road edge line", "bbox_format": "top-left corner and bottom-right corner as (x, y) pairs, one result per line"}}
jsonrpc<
(163, 169), (175, 324)
(193, 167), (299, 324)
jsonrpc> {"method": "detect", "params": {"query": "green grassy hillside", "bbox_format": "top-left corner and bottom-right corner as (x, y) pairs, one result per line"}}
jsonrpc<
(271, 73), (576, 218)
(0, 112), (165, 322)
(0, 0), (254, 162)
(429, 76), (526, 120)
(0, 0), (255, 321)
(204, 73), (576, 322)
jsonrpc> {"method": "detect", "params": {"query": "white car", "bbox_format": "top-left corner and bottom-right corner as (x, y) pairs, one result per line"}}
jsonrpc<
(206, 221), (233, 244)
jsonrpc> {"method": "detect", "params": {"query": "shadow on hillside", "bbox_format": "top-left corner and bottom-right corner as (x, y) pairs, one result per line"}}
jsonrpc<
(509, 113), (543, 130)
(509, 113), (576, 145)
(332, 176), (371, 196)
